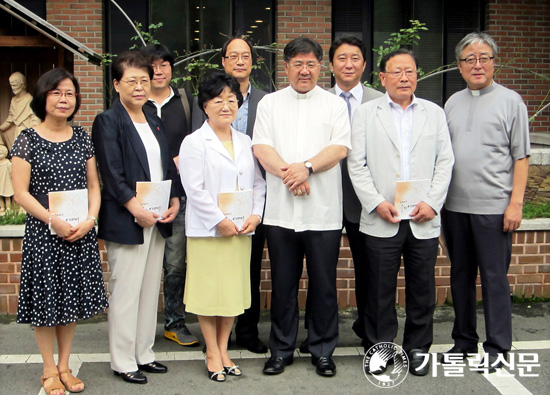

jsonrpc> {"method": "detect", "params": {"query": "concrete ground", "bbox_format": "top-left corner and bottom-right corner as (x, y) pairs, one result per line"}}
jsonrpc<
(1, 303), (548, 394)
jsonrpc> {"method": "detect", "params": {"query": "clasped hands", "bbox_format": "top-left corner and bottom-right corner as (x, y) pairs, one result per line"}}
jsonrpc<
(281, 162), (310, 197)
(51, 215), (96, 242)
(216, 215), (261, 237)
(375, 201), (436, 223)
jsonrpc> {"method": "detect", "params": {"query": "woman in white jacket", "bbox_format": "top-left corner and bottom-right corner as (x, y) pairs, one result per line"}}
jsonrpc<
(179, 72), (265, 382)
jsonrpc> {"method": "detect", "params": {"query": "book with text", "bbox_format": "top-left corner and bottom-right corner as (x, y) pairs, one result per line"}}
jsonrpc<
(136, 180), (172, 219)
(218, 189), (253, 230)
(48, 189), (88, 235)
(394, 179), (431, 220)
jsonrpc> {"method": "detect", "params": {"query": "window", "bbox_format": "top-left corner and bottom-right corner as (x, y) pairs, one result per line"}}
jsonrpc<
(333, 0), (484, 105)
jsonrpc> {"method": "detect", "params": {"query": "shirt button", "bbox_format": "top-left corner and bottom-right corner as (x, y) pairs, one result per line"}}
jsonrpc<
(396, 153), (400, 158)
(240, 186), (244, 190)
(239, 170), (243, 175)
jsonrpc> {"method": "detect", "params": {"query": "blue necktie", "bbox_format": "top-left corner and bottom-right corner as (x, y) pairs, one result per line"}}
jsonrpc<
(340, 91), (352, 120)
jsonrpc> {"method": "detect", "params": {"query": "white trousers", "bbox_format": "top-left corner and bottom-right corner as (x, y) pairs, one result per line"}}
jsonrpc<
(106, 226), (165, 372)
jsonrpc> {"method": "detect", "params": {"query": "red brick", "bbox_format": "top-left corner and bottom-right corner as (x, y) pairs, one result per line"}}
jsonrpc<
(0, 263), (14, 273)
(516, 274), (543, 284)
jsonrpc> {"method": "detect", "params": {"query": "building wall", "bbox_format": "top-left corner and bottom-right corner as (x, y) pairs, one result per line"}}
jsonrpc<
(275, 0), (332, 89)
(483, 0), (549, 132)
(1, 229), (549, 314)
(46, 0), (104, 130)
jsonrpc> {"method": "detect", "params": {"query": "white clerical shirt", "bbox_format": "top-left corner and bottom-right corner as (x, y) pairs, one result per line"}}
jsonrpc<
(252, 85), (351, 231)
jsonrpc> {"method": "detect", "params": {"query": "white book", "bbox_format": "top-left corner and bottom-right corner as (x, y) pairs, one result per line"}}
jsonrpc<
(136, 180), (172, 220)
(48, 189), (88, 235)
(394, 179), (431, 220)
(218, 189), (253, 230)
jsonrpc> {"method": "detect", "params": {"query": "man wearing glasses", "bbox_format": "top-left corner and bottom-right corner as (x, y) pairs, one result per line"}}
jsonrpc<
(441, 32), (530, 373)
(142, 44), (199, 348)
(253, 37), (350, 377)
(348, 49), (454, 376)
(192, 37), (268, 354)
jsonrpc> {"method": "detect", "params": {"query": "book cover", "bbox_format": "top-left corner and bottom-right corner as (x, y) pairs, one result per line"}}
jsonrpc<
(218, 189), (253, 230)
(394, 179), (431, 220)
(136, 180), (172, 219)
(48, 189), (88, 235)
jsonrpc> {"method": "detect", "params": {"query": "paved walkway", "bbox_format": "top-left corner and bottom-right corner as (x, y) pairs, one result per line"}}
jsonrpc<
(1, 304), (548, 394)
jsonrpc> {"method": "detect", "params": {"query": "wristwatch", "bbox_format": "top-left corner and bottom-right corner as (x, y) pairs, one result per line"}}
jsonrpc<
(304, 161), (314, 175)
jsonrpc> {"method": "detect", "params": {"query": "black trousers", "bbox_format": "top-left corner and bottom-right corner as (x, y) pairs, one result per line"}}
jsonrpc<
(235, 223), (265, 342)
(442, 209), (513, 355)
(362, 221), (438, 352)
(266, 226), (341, 360)
(344, 216), (369, 342)
(303, 217), (367, 342)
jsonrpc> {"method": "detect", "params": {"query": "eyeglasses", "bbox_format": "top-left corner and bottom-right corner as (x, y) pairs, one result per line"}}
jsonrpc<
(152, 62), (171, 71)
(208, 99), (238, 108)
(289, 61), (320, 70)
(459, 56), (494, 65)
(383, 70), (418, 79)
(48, 90), (78, 99)
(224, 53), (251, 62)
(119, 79), (151, 87)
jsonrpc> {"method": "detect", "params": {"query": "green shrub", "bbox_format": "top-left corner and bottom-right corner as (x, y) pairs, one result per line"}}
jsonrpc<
(0, 209), (26, 225)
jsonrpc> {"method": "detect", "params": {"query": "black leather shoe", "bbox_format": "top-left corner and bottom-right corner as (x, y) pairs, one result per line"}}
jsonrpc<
(440, 346), (478, 364)
(408, 349), (430, 376)
(236, 338), (268, 354)
(113, 370), (147, 384)
(263, 356), (293, 375)
(137, 361), (168, 373)
(477, 353), (507, 374)
(299, 339), (309, 354)
(312, 356), (336, 377)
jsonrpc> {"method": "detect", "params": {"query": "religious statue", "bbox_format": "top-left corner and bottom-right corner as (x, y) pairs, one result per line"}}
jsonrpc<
(0, 72), (40, 152)
(0, 143), (13, 212)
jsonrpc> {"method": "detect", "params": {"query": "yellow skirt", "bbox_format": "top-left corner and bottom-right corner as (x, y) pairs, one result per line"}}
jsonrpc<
(184, 235), (251, 316)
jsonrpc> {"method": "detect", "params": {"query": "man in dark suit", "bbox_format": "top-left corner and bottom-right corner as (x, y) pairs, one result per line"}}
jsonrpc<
(329, 36), (383, 349)
(300, 36), (383, 354)
(192, 37), (268, 354)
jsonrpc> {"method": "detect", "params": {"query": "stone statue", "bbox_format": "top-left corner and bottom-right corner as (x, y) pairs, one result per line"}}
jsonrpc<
(0, 72), (40, 152)
(0, 143), (13, 212)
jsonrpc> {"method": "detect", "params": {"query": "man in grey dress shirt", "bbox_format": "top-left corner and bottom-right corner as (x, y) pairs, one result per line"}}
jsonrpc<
(441, 32), (530, 374)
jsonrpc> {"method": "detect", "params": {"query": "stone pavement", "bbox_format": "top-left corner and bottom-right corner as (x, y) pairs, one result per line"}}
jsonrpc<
(1, 304), (549, 394)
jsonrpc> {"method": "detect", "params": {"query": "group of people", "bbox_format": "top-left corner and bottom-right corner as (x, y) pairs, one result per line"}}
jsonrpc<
(11, 30), (528, 394)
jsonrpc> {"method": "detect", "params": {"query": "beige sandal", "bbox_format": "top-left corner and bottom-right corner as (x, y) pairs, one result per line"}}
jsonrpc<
(58, 369), (84, 393)
(41, 372), (66, 395)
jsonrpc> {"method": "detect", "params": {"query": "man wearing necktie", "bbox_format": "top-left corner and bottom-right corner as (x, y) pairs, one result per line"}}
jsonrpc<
(299, 36), (383, 355)
(328, 37), (384, 350)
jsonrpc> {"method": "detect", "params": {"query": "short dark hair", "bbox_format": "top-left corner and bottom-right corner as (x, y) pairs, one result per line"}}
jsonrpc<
(283, 36), (323, 63)
(379, 49), (419, 72)
(143, 43), (175, 67)
(329, 36), (367, 63)
(221, 37), (254, 58)
(197, 72), (244, 116)
(112, 51), (154, 81)
(31, 68), (81, 122)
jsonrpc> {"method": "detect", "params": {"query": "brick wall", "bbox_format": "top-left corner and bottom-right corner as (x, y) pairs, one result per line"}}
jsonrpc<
(486, 0), (550, 133)
(46, 0), (104, 130)
(275, 0), (332, 89)
(1, 227), (549, 314)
